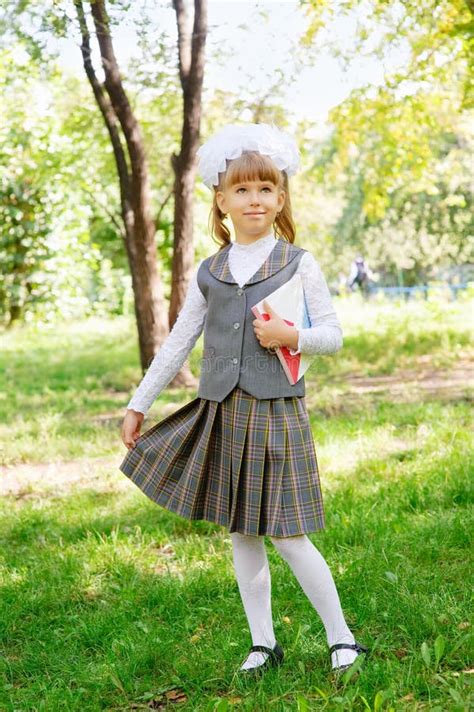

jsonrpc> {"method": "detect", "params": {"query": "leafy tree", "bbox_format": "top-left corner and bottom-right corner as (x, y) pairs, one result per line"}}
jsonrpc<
(0, 49), (55, 324)
(0, 179), (51, 325)
(300, 0), (473, 281)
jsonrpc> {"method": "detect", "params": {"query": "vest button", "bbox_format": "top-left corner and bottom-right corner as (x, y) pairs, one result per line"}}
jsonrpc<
(233, 322), (240, 329)
(232, 357), (238, 364)
(236, 288), (244, 295)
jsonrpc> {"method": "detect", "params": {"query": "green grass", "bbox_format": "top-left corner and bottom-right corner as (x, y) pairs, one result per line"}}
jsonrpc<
(0, 296), (473, 710)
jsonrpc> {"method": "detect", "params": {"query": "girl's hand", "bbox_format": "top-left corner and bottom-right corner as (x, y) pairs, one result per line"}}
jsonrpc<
(252, 300), (296, 351)
(121, 409), (145, 449)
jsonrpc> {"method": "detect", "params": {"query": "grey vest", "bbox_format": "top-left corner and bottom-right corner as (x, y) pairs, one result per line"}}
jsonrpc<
(196, 238), (307, 402)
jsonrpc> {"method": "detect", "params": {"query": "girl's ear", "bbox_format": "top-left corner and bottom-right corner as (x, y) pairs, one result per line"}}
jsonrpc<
(215, 190), (227, 213)
(278, 190), (286, 211)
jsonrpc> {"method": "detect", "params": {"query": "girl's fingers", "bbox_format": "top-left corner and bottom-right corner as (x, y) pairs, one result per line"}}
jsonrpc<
(121, 427), (138, 449)
(120, 413), (143, 449)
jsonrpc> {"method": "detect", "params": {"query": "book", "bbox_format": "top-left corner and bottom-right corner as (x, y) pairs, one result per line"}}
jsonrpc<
(250, 273), (312, 385)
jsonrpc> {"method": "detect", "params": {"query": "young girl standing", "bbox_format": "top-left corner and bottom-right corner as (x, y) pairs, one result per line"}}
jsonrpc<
(120, 123), (369, 676)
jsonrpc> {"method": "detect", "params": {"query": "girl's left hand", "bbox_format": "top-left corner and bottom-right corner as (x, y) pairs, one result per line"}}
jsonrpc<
(252, 300), (292, 350)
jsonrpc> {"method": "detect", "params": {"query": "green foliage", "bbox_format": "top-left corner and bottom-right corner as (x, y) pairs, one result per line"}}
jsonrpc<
(301, 0), (474, 282)
(0, 179), (52, 323)
(323, 92), (473, 280)
(303, 0), (473, 108)
(0, 41), (167, 323)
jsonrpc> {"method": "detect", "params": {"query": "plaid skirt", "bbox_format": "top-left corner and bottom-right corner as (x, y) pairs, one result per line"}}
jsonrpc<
(119, 386), (325, 536)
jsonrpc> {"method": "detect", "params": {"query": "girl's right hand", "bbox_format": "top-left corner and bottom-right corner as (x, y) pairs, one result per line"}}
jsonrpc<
(121, 409), (145, 449)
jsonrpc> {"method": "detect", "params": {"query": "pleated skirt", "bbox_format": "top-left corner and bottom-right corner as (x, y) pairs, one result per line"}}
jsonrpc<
(119, 385), (325, 536)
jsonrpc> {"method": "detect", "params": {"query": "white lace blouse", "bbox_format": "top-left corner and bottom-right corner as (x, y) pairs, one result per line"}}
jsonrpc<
(127, 231), (342, 415)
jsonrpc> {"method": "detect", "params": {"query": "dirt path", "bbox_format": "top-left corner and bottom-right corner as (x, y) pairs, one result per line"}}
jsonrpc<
(344, 360), (472, 399)
(304, 359), (472, 411)
(0, 455), (130, 497)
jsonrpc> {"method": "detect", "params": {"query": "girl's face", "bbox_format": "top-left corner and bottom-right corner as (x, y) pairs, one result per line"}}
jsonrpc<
(215, 179), (286, 243)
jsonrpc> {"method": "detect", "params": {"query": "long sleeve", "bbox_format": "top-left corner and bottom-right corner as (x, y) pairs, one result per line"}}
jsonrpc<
(126, 259), (208, 415)
(288, 251), (343, 356)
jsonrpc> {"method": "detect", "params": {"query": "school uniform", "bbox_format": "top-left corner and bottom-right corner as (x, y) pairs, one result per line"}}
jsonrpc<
(119, 235), (341, 537)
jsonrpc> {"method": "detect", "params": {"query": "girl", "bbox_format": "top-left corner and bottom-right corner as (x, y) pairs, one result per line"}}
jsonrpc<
(120, 123), (369, 676)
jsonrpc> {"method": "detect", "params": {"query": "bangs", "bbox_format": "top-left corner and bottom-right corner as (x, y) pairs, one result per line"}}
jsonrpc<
(221, 151), (283, 188)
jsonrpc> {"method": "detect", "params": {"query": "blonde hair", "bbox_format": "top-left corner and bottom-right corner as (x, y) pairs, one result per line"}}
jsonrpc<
(208, 151), (296, 248)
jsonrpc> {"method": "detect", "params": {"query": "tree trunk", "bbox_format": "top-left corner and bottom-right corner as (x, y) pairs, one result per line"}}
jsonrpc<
(8, 304), (22, 326)
(80, 0), (169, 372)
(169, 0), (207, 388)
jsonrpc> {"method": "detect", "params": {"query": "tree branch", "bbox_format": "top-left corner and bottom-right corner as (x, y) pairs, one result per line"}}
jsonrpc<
(89, 0), (150, 185)
(155, 187), (174, 229)
(172, 0), (192, 91)
(177, 0), (207, 166)
(74, 0), (133, 227)
(82, 185), (125, 239)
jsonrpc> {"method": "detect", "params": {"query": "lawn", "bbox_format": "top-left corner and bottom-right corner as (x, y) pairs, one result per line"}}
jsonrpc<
(0, 294), (472, 711)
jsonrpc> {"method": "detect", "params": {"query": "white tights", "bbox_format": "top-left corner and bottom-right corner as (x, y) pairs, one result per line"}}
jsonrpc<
(230, 532), (357, 670)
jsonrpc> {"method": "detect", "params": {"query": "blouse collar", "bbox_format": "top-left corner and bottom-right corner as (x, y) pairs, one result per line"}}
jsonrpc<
(208, 235), (300, 286)
(231, 231), (276, 251)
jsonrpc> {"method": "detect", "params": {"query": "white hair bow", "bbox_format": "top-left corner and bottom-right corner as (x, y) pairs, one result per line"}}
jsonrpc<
(196, 122), (301, 189)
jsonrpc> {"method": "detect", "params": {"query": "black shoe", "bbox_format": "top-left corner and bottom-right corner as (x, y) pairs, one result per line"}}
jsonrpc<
(238, 641), (284, 675)
(329, 640), (370, 674)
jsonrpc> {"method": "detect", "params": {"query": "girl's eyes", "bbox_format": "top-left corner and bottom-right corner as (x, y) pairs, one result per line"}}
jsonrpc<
(236, 187), (272, 193)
